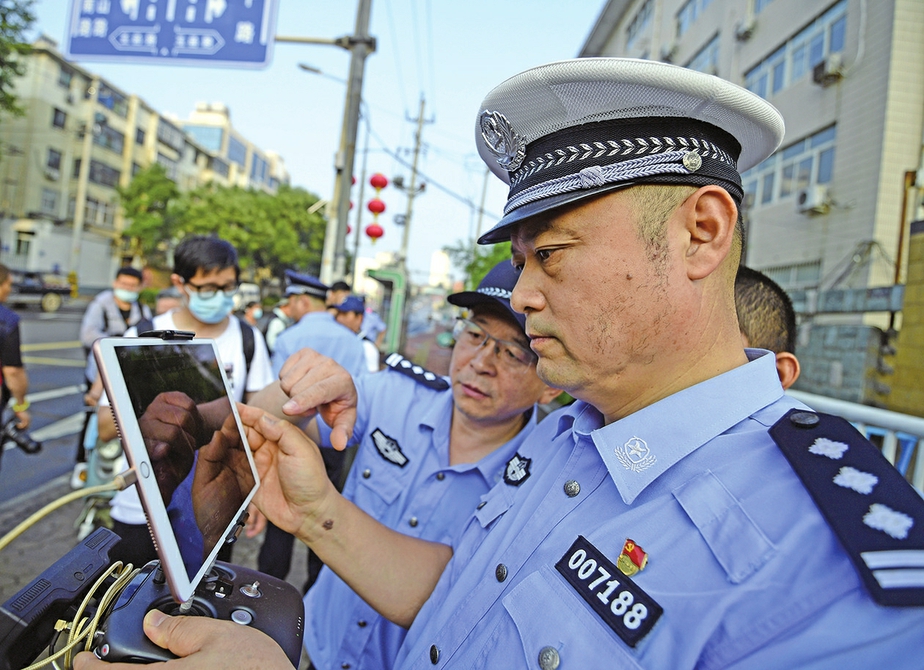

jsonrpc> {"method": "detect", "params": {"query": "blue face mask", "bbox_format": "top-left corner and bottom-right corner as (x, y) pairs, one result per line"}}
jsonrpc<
(252, 308), (263, 320)
(113, 288), (139, 303)
(187, 291), (235, 324)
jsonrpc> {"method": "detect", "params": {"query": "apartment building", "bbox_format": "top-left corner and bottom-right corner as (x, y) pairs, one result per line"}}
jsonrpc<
(0, 36), (289, 290)
(580, 0), (924, 406)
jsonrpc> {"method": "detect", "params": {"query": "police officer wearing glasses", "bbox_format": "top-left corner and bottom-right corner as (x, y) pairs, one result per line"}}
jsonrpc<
(244, 260), (560, 670)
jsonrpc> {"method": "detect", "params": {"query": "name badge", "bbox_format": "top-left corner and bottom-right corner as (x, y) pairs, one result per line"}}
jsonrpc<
(555, 536), (662, 648)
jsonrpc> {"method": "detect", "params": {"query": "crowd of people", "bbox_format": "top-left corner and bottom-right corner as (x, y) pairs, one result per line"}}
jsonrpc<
(4, 55), (919, 670)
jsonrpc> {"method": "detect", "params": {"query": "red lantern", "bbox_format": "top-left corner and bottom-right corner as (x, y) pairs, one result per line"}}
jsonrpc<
(365, 223), (384, 242)
(369, 173), (389, 190)
(351, 175), (357, 186)
(347, 225), (352, 235)
(349, 200), (354, 210)
(367, 198), (386, 215)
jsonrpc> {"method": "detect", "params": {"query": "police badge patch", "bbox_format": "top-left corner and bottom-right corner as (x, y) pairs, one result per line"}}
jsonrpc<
(371, 428), (409, 468)
(504, 453), (531, 486)
(615, 436), (657, 473)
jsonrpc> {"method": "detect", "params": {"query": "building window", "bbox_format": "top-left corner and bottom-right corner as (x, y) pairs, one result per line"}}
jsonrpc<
(52, 108), (67, 128)
(132, 162), (142, 176)
(47, 148), (62, 171)
(185, 125), (223, 152)
(88, 159), (121, 188)
(227, 136), (247, 167)
(97, 84), (129, 118)
(686, 34), (719, 74)
(677, 0), (714, 37)
(15, 235), (31, 256)
(93, 124), (125, 154)
(745, 0), (847, 98)
(41, 188), (58, 214)
(250, 154), (268, 183)
(742, 125), (836, 208)
(84, 198), (114, 227)
(73, 158), (82, 178)
(136, 127), (146, 146)
(157, 119), (186, 152)
(626, 0), (653, 51)
(210, 156), (229, 178)
(762, 260), (822, 290)
(157, 152), (178, 181)
(58, 66), (74, 88)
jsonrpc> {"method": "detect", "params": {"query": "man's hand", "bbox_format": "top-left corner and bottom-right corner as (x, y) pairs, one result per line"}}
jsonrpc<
(72, 610), (293, 669)
(138, 392), (207, 505)
(277, 348), (358, 450)
(237, 403), (337, 541)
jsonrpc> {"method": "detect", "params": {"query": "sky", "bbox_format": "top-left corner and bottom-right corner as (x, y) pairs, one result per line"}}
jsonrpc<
(30, 1), (606, 283)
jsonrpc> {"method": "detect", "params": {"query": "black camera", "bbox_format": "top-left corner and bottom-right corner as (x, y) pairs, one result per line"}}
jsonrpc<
(1, 418), (41, 454)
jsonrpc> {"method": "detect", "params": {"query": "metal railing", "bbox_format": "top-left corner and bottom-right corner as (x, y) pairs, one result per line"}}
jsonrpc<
(789, 390), (924, 492)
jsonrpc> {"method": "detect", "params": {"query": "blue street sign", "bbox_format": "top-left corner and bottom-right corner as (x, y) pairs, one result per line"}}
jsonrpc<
(64, 0), (279, 68)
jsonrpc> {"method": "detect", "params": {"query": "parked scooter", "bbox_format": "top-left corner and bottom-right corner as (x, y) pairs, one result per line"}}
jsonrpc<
(74, 409), (125, 540)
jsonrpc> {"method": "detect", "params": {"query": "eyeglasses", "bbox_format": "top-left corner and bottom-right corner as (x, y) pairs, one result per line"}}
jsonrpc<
(452, 317), (537, 370)
(183, 280), (239, 299)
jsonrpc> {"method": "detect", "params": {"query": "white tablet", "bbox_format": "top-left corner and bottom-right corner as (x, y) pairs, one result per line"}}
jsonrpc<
(93, 334), (260, 603)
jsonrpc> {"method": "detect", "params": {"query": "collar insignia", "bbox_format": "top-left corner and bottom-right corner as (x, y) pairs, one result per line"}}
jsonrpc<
(371, 428), (408, 468)
(504, 452), (532, 486)
(480, 110), (527, 172)
(615, 436), (657, 473)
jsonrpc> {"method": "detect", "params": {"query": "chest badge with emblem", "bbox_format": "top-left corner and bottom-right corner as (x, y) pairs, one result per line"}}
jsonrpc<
(371, 428), (408, 468)
(504, 453), (531, 486)
(617, 539), (649, 577)
(555, 536), (662, 648)
(615, 436), (657, 473)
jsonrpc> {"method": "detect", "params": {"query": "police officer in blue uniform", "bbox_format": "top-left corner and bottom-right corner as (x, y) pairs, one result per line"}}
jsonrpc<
(73, 59), (924, 670)
(254, 261), (559, 670)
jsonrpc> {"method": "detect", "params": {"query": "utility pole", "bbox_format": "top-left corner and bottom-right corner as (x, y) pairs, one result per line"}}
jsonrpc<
(322, 0), (373, 284)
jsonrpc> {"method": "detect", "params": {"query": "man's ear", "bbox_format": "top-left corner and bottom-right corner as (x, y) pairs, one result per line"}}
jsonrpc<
(538, 386), (565, 406)
(775, 352), (801, 390)
(678, 186), (738, 281)
(170, 273), (184, 290)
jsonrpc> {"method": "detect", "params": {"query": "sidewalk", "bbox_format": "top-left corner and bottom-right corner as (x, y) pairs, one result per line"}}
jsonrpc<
(0, 477), (311, 666)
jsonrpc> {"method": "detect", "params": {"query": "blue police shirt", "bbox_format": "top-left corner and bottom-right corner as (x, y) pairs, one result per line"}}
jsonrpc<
(303, 366), (538, 670)
(272, 311), (368, 379)
(396, 351), (924, 669)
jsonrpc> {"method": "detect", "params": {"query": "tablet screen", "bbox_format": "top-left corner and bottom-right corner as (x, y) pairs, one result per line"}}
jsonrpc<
(96, 338), (259, 602)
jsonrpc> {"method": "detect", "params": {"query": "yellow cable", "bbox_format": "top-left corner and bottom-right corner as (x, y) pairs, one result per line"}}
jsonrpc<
(0, 471), (136, 553)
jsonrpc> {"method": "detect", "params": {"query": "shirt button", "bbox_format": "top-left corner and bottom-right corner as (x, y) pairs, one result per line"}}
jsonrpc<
(477, 501), (487, 509)
(436, 472), (445, 480)
(495, 564), (508, 582)
(409, 517), (419, 527)
(341, 664), (351, 669)
(790, 411), (820, 428)
(538, 646), (560, 670)
(357, 619), (367, 627)
(362, 469), (371, 478)
(430, 644), (440, 664)
(563, 480), (581, 497)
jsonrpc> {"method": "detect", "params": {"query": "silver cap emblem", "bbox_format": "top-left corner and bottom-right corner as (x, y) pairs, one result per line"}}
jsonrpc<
(480, 110), (527, 172)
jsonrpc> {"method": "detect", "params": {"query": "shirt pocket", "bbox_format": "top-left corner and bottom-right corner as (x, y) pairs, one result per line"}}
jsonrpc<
(352, 463), (404, 516)
(502, 567), (645, 669)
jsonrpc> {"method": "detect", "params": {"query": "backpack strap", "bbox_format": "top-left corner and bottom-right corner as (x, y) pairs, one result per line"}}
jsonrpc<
(135, 317), (154, 336)
(240, 319), (255, 377)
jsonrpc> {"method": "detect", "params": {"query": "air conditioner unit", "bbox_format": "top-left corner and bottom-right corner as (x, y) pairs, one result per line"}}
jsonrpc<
(660, 42), (678, 63)
(812, 53), (844, 87)
(44, 168), (60, 181)
(735, 19), (756, 42)
(796, 184), (829, 214)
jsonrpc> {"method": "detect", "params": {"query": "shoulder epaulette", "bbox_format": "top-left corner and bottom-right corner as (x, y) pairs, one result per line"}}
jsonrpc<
(384, 353), (449, 391)
(770, 408), (924, 606)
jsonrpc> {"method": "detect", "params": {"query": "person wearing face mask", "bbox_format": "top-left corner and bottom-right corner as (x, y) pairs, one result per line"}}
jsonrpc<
(96, 235), (274, 569)
(75, 266), (153, 486)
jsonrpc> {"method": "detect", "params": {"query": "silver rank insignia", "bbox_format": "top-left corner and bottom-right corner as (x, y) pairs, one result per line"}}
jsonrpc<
(504, 453), (532, 486)
(615, 436), (657, 473)
(371, 428), (408, 468)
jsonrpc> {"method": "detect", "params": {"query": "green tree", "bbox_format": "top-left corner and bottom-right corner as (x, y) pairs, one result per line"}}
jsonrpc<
(443, 239), (512, 289)
(173, 182), (327, 279)
(118, 164), (181, 268)
(0, 0), (34, 118)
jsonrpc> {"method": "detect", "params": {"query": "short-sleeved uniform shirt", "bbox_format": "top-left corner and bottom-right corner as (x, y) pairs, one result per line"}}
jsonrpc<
(395, 351), (924, 669)
(272, 311), (368, 379)
(303, 366), (538, 670)
(0, 304), (23, 369)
